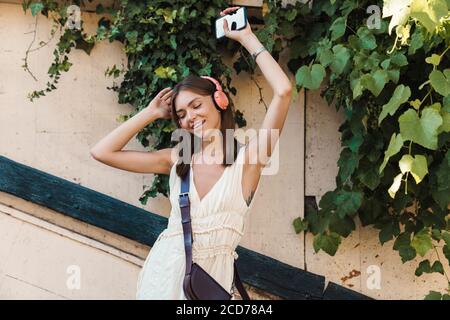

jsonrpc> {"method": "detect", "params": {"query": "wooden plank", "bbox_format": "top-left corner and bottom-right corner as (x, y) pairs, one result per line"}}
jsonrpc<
(323, 282), (374, 300)
(0, 156), (167, 247)
(236, 247), (325, 299)
(0, 155), (369, 299)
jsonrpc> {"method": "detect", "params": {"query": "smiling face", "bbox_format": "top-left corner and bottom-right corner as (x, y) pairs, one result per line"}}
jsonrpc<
(174, 89), (222, 139)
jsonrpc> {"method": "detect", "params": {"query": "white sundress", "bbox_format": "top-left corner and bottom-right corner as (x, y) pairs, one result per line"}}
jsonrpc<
(135, 144), (260, 300)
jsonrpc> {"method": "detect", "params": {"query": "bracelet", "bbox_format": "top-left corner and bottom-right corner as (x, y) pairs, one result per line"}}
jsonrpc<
(251, 46), (267, 61)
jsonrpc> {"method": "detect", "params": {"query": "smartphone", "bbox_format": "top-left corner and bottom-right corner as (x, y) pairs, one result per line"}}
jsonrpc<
(214, 7), (248, 40)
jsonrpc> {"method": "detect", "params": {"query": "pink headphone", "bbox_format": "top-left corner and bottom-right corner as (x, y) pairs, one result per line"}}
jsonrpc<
(200, 76), (229, 111)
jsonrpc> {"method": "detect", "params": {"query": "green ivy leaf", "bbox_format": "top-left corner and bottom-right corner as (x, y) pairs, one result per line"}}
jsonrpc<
(352, 78), (363, 99)
(361, 70), (388, 97)
(379, 220), (400, 245)
(318, 191), (338, 214)
(429, 69), (450, 96)
(295, 64), (325, 90)
(408, 27), (424, 55)
(343, 133), (363, 152)
(318, 49), (334, 67)
(313, 232), (341, 256)
(431, 260), (444, 274)
(293, 217), (308, 234)
(424, 291), (443, 300)
(393, 232), (417, 262)
(30, 3), (44, 16)
(154, 66), (176, 80)
(398, 154), (428, 184)
(380, 133), (404, 173)
(432, 151), (450, 210)
(337, 148), (362, 182)
(388, 172), (404, 198)
(425, 53), (441, 66)
(335, 190), (363, 219)
(410, 0), (448, 34)
(442, 232), (450, 266)
(286, 8), (298, 21)
(169, 35), (177, 50)
(409, 99), (421, 110)
(431, 229), (442, 241)
(415, 260), (431, 276)
(442, 232), (450, 247)
(444, 243), (450, 266)
(330, 17), (346, 41)
(306, 210), (330, 235)
(379, 85), (411, 124)
(125, 30), (138, 44)
(444, 95), (450, 111)
(357, 27), (377, 50)
(390, 52), (408, 67)
(399, 108), (443, 150)
(415, 260), (444, 276)
(438, 110), (450, 133)
(329, 215), (356, 237)
(357, 163), (381, 190)
(330, 45), (351, 75)
(411, 229), (433, 257)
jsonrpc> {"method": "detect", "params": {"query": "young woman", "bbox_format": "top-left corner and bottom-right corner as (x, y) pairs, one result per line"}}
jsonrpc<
(90, 6), (292, 299)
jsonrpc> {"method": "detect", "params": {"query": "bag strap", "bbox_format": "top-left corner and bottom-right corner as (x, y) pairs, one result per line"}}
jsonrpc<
(179, 167), (193, 277)
(179, 166), (250, 300)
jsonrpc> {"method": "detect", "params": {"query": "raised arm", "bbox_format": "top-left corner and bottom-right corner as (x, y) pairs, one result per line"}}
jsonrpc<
(90, 87), (176, 175)
(241, 33), (292, 166)
(221, 6), (292, 206)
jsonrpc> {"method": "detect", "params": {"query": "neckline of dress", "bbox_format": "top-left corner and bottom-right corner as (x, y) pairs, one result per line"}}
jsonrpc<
(190, 153), (229, 204)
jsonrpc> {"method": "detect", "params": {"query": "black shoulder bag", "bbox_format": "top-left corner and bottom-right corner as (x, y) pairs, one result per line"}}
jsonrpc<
(179, 167), (250, 300)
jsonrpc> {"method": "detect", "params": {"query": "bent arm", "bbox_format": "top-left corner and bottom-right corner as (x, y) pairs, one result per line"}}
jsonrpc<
(90, 109), (174, 175)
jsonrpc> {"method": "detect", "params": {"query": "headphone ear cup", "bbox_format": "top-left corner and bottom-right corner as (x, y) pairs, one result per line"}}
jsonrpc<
(214, 91), (229, 110)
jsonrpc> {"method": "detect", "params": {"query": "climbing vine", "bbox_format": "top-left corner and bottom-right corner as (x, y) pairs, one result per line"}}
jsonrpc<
(288, 0), (450, 299)
(22, 0), (449, 299)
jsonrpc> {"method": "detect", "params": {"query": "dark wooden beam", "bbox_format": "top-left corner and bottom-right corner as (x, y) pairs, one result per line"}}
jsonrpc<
(323, 282), (374, 300)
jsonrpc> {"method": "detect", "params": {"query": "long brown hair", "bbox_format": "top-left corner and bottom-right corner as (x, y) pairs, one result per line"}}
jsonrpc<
(170, 75), (240, 177)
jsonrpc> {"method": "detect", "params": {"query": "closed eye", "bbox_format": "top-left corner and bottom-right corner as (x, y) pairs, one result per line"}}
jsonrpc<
(179, 104), (201, 119)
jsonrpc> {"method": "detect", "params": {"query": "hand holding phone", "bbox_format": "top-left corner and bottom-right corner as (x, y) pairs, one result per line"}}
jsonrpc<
(215, 7), (252, 43)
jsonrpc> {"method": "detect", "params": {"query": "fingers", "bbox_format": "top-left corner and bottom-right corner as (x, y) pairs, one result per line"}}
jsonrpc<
(160, 87), (173, 100)
(161, 88), (172, 99)
(156, 87), (171, 101)
(220, 6), (240, 16)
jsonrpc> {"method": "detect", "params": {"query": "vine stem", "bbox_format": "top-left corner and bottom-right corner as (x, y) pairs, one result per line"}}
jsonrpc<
(404, 172), (409, 194)
(419, 90), (432, 108)
(28, 25), (57, 53)
(346, 24), (357, 35)
(439, 44), (450, 58)
(23, 15), (39, 81)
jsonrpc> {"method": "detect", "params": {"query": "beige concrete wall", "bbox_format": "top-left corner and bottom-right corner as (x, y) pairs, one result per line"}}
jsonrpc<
(0, 194), (144, 299)
(0, 2), (304, 299)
